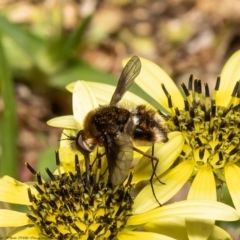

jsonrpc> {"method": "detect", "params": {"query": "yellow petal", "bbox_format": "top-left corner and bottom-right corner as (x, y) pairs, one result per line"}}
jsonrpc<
(87, 82), (148, 106)
(118, 230), (176, 240)
(7, 226), (40, 239)
(0, 210), (29, 227)
(72, 81), (99, 128)
(58, 146), (84, 173)
(0, 176), (35, 205)
(123, 57), (184, 110)
(47, 115), (77, 129)
(144, 218), (232, 240)
(186, 168), (216, 240)
(133, 161), (194, 214)
(188, 166), (216, 200)
(128, 200), (240, 225)
(65, 81), (75, 92)
(209, 225), (232, 240)
(218, 50), (240, 107)
(143, 219), (188, 240)
(133, 131), (184, 182)
(186, 220), (214, 240)
(225, 163), (240, 212)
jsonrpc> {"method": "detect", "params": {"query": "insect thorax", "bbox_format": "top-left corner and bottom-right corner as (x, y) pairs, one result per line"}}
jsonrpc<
(83, 106), (130, 143)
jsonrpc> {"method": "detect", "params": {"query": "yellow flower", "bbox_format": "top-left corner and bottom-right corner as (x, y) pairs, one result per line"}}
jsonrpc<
(0, 150), (239, 239)
(120, 51), (240, 239)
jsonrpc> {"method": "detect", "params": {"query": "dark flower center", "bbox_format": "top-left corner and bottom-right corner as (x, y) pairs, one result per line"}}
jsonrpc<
(161, 75), (240, 171)
(26, 151), (134, 239)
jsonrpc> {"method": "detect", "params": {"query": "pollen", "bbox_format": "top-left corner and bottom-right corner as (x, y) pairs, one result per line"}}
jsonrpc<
(25, 151), (134, 239)
(162, 75), (240, 172)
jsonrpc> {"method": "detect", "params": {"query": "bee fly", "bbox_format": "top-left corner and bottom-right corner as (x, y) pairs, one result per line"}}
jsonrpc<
(74, 56), (168, 204)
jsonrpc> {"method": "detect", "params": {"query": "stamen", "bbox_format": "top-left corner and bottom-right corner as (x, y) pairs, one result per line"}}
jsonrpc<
(204, 83), (210, 98)
(27, 188), (33, 202)
(211, 104), (216, 117)
(75, 154), (82, 180)
(26, 214), (37, 222)
(55, 150), (62, 177)
(229, 147), (239, 156)
(194, 79), (198, 93)
(204, 83), (210, 109)
(45, 168), (56, 181)
(214, 143), (222, 151)
(214, 76), (221, 90)
(173, 116), (180, 128)
(181, 83), (192, 106)
(36, 172), (44, 185)
(188, 74), (193, 104)
(175, 107), (180, 116)
(25, 162), (37, 175)
(227, 81), (240, 108)
(231, 81), (239, 97)
(199, 148), (204, 159)
(204, 109), (210, 121)
(188, 74), (193, 91)
(184, 100), (189, 111)
(189, 107), (194, 118)
(33, 184), (44, 195)
(167, 95), (175, 116)
(236, 82), (240, 98)
(161, 84), (170, 97)
(181, 83), (190, 97)
(199, 80), (204, 106)
(213, 76), (220, 101)
(197, 80), (202, 94)
(195, 137), (203, 147)
(184, 100), (191, 120)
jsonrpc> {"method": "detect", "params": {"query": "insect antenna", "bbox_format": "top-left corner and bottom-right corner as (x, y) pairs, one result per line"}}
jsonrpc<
(59, 131), (79, 150)
(133, 145), (164, 206)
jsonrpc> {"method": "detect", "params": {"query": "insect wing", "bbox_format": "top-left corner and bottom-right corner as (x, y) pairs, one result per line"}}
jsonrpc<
(110, 56), (141, 106)
(104, 132), (133, 186)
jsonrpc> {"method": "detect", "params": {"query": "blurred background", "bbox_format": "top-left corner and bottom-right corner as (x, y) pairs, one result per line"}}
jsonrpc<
(0, 0), (240, 238)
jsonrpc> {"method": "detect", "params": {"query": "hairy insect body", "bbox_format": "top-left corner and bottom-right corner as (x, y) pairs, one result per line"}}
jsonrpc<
(83, 106), (130, 150)
(74, 56), (168, 187)
(82, 104), (168, 151)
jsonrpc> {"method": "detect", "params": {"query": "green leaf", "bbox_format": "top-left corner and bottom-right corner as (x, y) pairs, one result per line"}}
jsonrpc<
(0, 15), (45, 65)
(59, 15), (92, 60)
(0, 34), (17, 177)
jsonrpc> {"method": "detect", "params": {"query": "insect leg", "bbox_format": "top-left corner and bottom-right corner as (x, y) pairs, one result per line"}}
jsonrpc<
(151, 144), (165, 185)
(92, 151), (109, 181)
(133, 146), (163, 206)
(75, 130), (91, 186)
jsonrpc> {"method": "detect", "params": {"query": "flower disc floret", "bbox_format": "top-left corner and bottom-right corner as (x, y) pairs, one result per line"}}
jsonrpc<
(162, 75), (240, 178)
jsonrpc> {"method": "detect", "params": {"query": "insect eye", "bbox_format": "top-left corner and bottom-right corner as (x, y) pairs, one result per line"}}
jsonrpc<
(133, 126), (155, 142)
(134, 126), (144, 137)
(76, 131), (91, 153)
